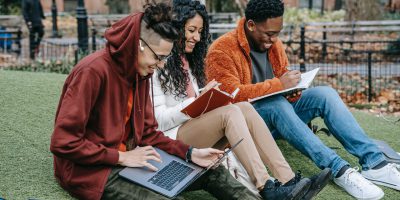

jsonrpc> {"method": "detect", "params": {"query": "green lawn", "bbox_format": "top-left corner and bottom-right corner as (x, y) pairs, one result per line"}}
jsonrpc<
(0, 70), (399, 200)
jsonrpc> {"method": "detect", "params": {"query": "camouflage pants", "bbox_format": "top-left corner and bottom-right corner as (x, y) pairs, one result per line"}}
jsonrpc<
(101, 165), (258, 200)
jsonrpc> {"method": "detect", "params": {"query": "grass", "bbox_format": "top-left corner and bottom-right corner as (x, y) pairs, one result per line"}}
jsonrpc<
(0, 70), (399, 200)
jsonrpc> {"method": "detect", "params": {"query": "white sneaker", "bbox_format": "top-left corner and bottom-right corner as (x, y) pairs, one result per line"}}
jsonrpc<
(334, 167), (384, 200)
(362, 163), (400, 191)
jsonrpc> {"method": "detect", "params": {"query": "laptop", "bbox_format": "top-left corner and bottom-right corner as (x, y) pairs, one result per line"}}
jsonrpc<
(119, 138), (243, 198)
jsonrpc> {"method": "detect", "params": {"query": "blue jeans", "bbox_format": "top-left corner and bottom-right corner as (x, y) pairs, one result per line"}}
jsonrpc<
(253, 86), (385, 177)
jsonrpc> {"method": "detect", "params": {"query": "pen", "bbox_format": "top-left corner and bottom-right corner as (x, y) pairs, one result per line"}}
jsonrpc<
(198, 83), (221, 92)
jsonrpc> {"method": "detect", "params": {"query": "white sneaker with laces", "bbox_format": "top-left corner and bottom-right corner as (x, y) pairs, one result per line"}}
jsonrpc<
(362, 163), (400, 191)
(334, 167), (384, 200)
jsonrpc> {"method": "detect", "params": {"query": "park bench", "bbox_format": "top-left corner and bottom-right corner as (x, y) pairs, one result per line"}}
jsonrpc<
(301, 20), (400, 53)
(293, 20), (400, 69)
(209, 23), (296, 41)
(87, 14), (128, 51)
(304, 20), (400, 34)
(208, 12), (239, 24)
(88, 14), (128, 38)
(0, 16), (23, 57)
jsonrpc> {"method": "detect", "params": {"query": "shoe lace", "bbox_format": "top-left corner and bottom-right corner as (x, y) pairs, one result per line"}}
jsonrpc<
(294, 170), (303, 182)
(343, 167), (365, 192)
(274, 179), (282, 188)
(392, 163), (400, 170)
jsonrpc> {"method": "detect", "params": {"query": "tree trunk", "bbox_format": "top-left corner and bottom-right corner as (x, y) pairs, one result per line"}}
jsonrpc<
(345, 0), (382, 21)
(130, 0), (171, 13)
(234, 0), (248, 16)
(334, 0), (343, 10)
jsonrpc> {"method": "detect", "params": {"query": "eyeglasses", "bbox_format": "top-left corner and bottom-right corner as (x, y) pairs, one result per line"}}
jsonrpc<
(140, 38), (171, 63)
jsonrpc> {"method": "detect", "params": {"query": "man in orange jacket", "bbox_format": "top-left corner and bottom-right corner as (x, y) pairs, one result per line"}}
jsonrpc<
(206, 0), (400, 199)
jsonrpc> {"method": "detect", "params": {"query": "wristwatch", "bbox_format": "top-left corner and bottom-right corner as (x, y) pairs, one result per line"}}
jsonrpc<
(185, 146), (193, 163)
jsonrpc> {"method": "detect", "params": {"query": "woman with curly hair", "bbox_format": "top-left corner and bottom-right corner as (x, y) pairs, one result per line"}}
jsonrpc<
(51, 2), (262, 200)
(152, 1), (331, 199)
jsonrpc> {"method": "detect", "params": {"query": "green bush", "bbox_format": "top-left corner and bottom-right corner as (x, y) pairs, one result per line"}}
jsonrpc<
(5, 58), (75, 74)
(284, 8), (345, 25)
(0, 0), (20, 15)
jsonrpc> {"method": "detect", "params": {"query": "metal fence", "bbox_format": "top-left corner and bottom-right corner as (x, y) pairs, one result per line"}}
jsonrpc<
(286, 20), (400, 104)
(1, 17), (399, 104)
(289, 41), (400, 104)
(208, 20), (400, 103)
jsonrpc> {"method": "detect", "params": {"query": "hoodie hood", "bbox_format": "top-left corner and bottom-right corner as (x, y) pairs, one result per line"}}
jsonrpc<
(105, 13), (143, 82)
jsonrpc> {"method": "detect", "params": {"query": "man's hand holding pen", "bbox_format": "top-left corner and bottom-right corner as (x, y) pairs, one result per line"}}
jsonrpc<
(279, 70), (301, 89)
(279, 70), (302, 99)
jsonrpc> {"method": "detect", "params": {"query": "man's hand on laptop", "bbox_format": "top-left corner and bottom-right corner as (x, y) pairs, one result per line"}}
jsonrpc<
(118, 146), (162, 171)
(191, 148), (224, 168)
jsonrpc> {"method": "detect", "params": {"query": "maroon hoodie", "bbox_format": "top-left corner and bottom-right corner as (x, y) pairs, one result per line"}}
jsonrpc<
(50, 13), (189, 200)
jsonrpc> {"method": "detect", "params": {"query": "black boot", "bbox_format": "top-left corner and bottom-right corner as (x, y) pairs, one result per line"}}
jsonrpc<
(301, 168), (332, 200)
(260, 177), (311, 200)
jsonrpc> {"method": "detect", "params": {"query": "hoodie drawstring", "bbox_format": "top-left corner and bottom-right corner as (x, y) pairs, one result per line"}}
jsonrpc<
(135, 74), (141, 113)
(150, 76), (156, 125)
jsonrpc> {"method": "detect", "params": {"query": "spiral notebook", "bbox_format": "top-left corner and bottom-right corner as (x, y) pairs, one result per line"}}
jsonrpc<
(181, 88), (240, 118)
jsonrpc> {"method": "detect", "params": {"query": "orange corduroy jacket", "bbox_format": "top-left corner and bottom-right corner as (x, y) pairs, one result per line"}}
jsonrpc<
(205, 17), (300, 102)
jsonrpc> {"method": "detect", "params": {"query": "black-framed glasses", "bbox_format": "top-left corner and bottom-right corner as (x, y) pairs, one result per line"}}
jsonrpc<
(140, 38), (171, 63)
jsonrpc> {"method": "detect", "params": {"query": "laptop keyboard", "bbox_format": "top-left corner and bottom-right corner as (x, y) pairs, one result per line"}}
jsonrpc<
(147, 160), (195, 191)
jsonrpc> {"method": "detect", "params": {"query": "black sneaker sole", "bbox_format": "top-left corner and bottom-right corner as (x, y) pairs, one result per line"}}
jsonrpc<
(301, 168), (332, 200)
(285, 178), (312, 200)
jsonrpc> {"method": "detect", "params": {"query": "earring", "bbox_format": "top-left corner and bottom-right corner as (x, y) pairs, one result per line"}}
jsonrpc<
(139, 40), (145, 51)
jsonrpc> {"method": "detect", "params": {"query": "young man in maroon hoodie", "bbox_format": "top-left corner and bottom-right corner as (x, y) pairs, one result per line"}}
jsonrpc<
(50, 3), (257, 200)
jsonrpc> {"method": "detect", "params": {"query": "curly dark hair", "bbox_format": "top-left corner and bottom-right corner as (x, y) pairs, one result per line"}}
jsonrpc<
(143, 3), (179, 41)
(245, 0), (284, 23)
(157, 0), (210, 99)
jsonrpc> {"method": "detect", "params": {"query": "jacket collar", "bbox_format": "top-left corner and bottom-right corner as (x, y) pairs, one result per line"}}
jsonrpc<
(237, 17), (251, 56)
(236, 17), (288, 76)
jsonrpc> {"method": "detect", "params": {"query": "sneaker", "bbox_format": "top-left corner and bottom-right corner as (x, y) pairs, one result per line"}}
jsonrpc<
(301, 168), (332, 200)
(260, 178), (311, 200)
(334, 167), (384, 200)
(362, 163), (400, 191)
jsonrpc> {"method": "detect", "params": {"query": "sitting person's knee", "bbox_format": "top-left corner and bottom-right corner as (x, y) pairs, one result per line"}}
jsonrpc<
(316, 86), (336, 94)
(235, 102), (254, 111)
(254, 95), (291, 111)
(219, 104), (242, 116)
(310, 86), (340, 100)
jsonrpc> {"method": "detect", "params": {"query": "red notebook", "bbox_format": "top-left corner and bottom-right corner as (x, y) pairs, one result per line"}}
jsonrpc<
(181, 88), (240, 118)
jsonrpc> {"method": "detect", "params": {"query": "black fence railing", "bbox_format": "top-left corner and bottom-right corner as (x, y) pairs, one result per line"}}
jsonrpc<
(288, 46), (399, 104)
(33, 20), (400, 104)
(283, 21), (400, 104)
(2, 17), (399, 105)
(30, 27), (107, 64)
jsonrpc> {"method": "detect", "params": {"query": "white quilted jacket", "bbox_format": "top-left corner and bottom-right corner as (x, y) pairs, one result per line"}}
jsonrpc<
(151, 70), (200, 139)
(151, 70), (260, 197)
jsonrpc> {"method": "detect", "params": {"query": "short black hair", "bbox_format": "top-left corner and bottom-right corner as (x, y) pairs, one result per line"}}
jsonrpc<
(245, 0), (284, 23)
(143, 3), (179, 41)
